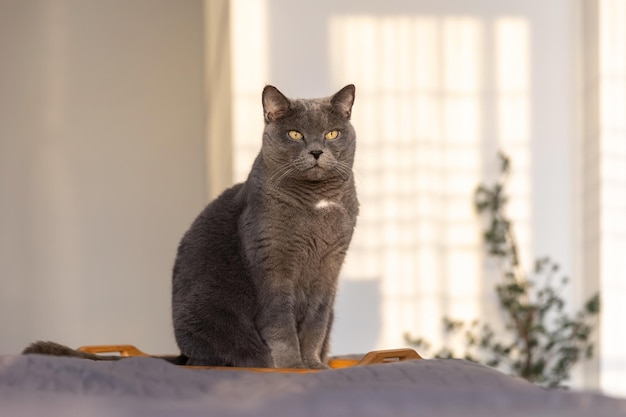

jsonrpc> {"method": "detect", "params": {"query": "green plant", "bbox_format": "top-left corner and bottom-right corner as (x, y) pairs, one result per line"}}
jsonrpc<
(406, 152), (600, 388)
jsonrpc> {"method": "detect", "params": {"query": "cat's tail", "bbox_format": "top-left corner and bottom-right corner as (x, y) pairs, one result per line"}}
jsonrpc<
(22, 341), (188, 365)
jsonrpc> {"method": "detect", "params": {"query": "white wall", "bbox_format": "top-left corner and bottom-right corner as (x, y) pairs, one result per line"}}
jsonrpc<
(0, 0), (206, 354)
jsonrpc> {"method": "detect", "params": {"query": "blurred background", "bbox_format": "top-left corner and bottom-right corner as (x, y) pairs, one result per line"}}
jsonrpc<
(0, 0), (624, 395)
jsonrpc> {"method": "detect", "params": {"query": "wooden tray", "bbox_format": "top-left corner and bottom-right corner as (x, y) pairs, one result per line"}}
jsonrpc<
(78, 344), (422, 373)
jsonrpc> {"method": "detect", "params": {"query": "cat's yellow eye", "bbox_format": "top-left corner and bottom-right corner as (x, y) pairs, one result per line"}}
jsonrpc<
(288, 130), (303, 140)
(325, 130), (339, 140)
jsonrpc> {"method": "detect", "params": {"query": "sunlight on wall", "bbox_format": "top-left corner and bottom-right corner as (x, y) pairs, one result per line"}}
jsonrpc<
(231, 0), (268, 183)
(330, 15), (531, 351)
(598, 0), (626, 395)
(495, 18), (532, 267)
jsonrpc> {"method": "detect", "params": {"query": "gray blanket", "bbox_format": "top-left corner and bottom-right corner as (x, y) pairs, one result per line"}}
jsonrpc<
(1, 354), (625, 417)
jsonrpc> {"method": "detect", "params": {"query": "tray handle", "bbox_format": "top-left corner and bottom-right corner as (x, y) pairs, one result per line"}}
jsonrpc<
(357, 348), (422, 365)
(77, 344), (148, 357)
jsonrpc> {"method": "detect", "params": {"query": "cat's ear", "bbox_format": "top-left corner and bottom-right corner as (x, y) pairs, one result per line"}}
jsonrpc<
(331, 84), (355, 119)
(262, 85), (291, 123)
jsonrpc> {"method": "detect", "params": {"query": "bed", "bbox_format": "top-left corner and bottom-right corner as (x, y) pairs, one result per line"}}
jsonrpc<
(1, 352), (625, 417)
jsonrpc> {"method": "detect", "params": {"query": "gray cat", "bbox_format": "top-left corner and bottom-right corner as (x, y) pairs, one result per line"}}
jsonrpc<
(23, 85), (359, 369)
(173, 84), (358, 368)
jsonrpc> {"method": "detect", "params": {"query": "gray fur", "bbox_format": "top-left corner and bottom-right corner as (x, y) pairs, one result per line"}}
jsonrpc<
(22, 341), (122, 361)
(172, 85), (359, 368)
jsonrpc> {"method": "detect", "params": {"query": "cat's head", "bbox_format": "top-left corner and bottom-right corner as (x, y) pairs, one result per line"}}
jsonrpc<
(260, 85), (356, 183)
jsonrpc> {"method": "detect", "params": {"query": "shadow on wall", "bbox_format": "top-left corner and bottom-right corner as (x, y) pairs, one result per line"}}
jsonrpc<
(332, 278), (381, 355)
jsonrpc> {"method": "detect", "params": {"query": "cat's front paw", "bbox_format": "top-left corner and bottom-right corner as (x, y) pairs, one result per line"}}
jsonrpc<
(279, 362), (307, 369)
(305, 361), (330, 370)
(272, 357), (307, 369)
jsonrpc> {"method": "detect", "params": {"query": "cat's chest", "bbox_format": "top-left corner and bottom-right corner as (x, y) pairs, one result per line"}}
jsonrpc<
(302, 197), (350, 228)
(313, 199), (342, 211)
(267, 197), (354, 248)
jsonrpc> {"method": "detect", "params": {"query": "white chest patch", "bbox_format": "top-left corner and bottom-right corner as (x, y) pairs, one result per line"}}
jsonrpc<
(315, 199), (340, 210)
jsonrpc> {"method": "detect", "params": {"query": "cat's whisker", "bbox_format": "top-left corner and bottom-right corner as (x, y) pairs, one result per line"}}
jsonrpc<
(345, 169), (368, 193)
(268, 165), (295, 192)
(338, 161), (370, 192)
(331, 166), (350, 181)
(273, 168), (294, 190)
(292, 156), (310, 171)
(332, 161), (354, 181)
(269, 161), (292, 177)
(266, 162), (294, 185)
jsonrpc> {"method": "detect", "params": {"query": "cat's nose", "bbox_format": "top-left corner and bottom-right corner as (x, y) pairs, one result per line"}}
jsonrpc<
(310, 150), (323, 160)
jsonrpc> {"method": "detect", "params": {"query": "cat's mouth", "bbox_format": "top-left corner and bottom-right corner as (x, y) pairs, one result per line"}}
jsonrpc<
(299, 158), (327, 171)
(305, 164), (323, 173)
(293, 162), (325, 182)
(309, 161), (331, 173)
(292, 155), (337, 181)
